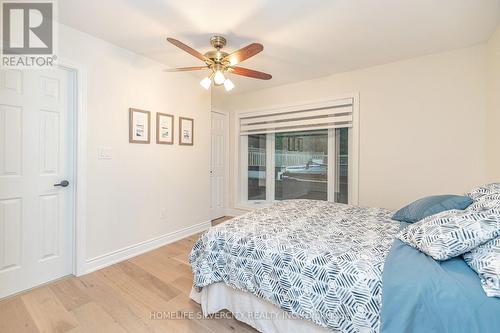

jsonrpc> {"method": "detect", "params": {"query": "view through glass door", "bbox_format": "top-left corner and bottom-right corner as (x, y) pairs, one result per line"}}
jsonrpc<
(243, 128), (349, 206)
(275, 130), (328, 201)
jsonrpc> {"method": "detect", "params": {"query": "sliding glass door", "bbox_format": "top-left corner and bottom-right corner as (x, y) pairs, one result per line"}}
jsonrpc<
(241, 128), (350, 206)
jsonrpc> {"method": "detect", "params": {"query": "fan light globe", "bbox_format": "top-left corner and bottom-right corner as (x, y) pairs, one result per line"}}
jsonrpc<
(224, 79), (235, 91)
(229, 57), (238, 66)
(200, 77), (211, 90)
(214, 71), (225, 85)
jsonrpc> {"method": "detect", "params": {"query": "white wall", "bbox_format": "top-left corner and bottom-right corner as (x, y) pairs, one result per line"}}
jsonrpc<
(487, 25), (500, 182)
(214, 45), (488, 210)
(58, 25), (211, 262)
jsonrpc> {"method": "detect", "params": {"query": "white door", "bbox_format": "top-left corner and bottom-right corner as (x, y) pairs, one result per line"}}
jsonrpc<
(210, 111), (227, 220)
(0, 68), (74, 298)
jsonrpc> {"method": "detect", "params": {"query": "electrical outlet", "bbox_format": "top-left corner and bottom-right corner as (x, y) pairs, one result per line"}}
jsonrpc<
(160, 208), (167, 219)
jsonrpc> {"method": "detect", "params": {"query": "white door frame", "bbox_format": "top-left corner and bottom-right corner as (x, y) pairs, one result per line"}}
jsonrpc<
(211, 109), (230, 218)
(57, 58), (87, 277)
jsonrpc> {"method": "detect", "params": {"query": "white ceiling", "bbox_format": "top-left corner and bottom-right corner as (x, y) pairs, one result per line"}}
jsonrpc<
(58, 0), (500, 93)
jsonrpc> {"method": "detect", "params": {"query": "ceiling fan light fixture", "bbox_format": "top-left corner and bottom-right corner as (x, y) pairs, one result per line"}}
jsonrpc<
(166, 36), (271, 92)
(224, 79), (235, 91)
(213, 70), (225, 85)
(200, 76), (211, 90)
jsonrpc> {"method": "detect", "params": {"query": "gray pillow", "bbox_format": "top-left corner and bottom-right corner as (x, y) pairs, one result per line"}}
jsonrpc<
(392, 195), (472, 223)
(463, 237), (500, 298)
(397, 208), (500, 261)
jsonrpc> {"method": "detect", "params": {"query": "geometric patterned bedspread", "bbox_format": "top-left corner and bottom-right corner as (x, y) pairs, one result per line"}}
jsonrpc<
(189, 200), (400, 333)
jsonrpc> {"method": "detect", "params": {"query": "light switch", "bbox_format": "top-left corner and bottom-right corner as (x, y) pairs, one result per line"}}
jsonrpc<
(98, 147), (112, 160)
(160, 208), (167, 219)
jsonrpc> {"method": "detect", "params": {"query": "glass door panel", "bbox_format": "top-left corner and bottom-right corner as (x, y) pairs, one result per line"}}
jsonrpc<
(334, 128), (349, 204)
(274, 130), (328, 200)
(248, 134), (267, 200)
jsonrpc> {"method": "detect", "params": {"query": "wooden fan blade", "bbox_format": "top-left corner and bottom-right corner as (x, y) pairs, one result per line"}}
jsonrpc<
(230, 66), (272, 80)
(163, 66), (208, 72)
(223, 43), (263, 65)
(166, 38), (213, 64)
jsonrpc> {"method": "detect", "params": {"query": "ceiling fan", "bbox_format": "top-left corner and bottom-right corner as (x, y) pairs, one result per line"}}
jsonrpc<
(164, 35), (272, 91)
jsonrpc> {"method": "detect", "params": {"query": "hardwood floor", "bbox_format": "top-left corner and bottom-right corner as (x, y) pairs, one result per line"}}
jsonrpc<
(0, 216), (257, 333)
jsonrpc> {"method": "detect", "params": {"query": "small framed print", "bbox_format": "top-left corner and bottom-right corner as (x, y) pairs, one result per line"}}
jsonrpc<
(156, 113), (174, 144)
(179, 117), (194, 146)
(129, 108), (151, 144)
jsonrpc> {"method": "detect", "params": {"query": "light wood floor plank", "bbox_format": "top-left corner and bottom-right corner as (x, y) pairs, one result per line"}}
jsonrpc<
(0, 297), (40, 333)
(69, 302), (128, 333)
(212, 216), (233, 226)
(75, 274), (153, 333)
(49, 278), (91, 311)
(129, 252), (192, 283)
(116, 260), (182, 302)
(170, 275), (194, 295)
(21, 287), (79, 333)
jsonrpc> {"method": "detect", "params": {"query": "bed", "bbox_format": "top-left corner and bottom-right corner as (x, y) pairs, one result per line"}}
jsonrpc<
(189, 200), (500, 333)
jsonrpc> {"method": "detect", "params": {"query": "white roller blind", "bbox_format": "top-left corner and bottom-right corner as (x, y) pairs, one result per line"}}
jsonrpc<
(239, 98), (354, 135)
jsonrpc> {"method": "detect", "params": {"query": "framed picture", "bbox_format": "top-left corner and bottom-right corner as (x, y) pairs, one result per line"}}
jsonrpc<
(156, 113), (174, 144)
(129, 108), (151, 144)
(179, 117), (194, 146)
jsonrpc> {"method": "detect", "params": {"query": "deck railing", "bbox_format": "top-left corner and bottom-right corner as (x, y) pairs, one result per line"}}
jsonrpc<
(248, 148), (347, 168)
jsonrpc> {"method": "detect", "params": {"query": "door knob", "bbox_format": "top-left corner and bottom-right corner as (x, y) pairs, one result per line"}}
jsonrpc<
(54, 180), (70, 187)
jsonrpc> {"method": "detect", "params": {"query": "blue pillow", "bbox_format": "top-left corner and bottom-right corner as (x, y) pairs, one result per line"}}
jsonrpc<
(392, 195), (473, 223)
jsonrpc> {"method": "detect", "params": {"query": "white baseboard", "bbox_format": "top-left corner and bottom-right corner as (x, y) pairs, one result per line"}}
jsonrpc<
(83, 220), (211, 275)
(225, 208), (248, 217)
